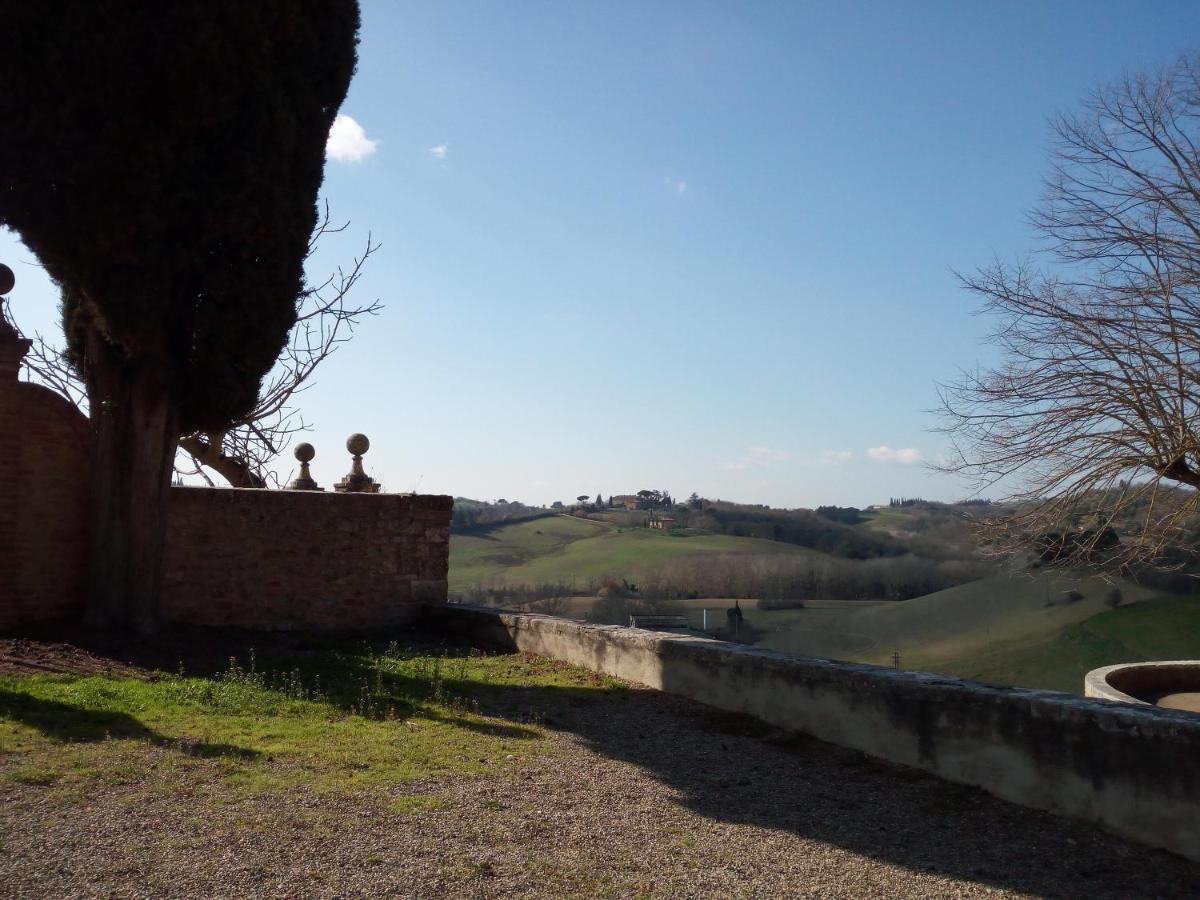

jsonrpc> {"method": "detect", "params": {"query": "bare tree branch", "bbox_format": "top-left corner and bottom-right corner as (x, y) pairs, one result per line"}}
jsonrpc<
(938, 54), (1200, 571)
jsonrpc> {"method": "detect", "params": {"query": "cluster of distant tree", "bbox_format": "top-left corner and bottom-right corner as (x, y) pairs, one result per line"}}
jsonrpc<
(815, 505), (865, 525)
(451, 498), (552, 534)
(632, 553), (987, 604)
(693, 503), (903, 559)
(888, 497), (926, 508)
(454, 552), (989, 608)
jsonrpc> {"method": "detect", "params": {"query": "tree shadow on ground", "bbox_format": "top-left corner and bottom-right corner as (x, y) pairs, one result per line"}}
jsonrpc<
(0, 689), (259, 760)
(8, 623), (1198, 896)
(419, 638), (1200, 899)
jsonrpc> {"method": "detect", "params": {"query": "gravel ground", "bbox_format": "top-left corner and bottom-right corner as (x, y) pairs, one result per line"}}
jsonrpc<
(2, 635), (1199, 898)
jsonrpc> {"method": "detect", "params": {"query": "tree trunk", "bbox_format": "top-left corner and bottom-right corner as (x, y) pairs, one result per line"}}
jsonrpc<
(82, 327), (179, 634)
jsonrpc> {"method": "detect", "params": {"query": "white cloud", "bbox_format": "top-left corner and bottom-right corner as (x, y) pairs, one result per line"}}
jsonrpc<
(718, 446), (791, 471)
(428, 143), (449, 161)
(867, 445), (922, 465)
(326, 114), (378, 163)
(664, 176), (688, 196)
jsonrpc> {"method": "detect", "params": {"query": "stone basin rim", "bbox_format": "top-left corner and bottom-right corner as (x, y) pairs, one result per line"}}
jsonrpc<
(1084, 660), (1200, 707)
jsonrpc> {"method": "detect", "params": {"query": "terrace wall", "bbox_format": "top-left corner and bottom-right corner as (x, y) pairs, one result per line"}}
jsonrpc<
(0, 333), (451, 631)
(426, 604), (1200, 863)
(162, 487), (451, 631)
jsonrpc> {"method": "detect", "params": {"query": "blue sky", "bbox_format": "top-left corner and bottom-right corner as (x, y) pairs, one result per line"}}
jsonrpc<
(5, 1), (1199, 507)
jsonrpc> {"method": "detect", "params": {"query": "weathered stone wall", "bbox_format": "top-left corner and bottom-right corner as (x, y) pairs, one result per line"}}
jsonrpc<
(0, 378), (91, 628)
(162, 487), (451, 630)
(426, 604), (1200, 863)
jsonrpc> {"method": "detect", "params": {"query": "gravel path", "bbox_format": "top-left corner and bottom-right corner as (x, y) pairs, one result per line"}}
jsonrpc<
(2, 643), (1199, 897)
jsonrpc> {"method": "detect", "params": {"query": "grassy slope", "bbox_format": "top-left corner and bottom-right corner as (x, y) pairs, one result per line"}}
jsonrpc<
(450, 515), (816, 591)
(451, 516), (611, 588)
(752, 569), (1164, 669)
(859, 507), (912, 533)
(921, 595), (1200, 693)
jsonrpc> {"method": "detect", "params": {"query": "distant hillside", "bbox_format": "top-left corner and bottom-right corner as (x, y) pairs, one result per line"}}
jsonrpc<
(746, 568), (1177, 688)
(918, 594), (1200, 693)
(697, 503), (905, 559)
(451, 497), (549, 533)
(449, 515), (816, 594)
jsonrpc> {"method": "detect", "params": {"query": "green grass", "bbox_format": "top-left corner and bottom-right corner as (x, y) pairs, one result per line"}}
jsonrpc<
(859, 507), (912, 532)
(450, 514), (817, 591)
(919, 594), (1200, 693)
(0, 641), (620, 798)
(750, 569), (1165, 668)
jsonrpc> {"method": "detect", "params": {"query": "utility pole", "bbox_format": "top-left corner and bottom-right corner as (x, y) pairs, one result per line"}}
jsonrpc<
(892, 650), (901, 670)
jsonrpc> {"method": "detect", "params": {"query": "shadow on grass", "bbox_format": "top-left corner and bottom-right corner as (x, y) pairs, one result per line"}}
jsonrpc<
(0, 689), (259, 760)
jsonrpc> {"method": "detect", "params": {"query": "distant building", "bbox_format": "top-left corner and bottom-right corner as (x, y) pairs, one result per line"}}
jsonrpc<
(611, 494), (641, 510)
(648, 515), (677, 531)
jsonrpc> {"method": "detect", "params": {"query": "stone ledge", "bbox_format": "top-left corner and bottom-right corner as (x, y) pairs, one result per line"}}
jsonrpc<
(424, 603), (1200, 862)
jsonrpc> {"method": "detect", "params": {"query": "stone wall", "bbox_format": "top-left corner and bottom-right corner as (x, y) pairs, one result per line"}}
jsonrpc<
(162, 487), (451, 630)
(426, 604), (1200, 863)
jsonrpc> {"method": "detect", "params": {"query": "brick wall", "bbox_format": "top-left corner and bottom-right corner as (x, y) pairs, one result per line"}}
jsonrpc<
(0, 378), (91, 628)
(1, 332), (452, 631)
(161, 487), (451, 630)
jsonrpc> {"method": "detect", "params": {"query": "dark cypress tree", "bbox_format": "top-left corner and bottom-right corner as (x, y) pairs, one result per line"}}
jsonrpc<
(0, 2), (360, 631)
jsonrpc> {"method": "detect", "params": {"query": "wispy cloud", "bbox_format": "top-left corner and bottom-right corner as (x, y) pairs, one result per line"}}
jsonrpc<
(867, 445), (922, 465)
(717, 446), (791, 471)
(326, 114), (378, 163)
(428, 143), (449, 161)
(664, 176), (688, 196)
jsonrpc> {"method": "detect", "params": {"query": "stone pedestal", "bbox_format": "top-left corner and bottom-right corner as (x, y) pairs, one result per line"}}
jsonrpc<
(288, 442), (323, 491)
(333, 432), (380, 493)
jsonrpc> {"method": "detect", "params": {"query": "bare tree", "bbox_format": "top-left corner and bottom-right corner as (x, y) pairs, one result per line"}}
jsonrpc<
(938, 53), (1200, 569)
(18, 204), (381, 487)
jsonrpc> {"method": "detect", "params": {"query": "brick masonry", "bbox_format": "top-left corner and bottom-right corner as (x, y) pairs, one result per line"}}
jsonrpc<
(1, 337), (451, 631)
(161, 487), (451, 631)
(0, 379), (91, 628)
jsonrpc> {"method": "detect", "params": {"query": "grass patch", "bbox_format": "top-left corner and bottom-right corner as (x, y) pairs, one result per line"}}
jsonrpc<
(0, 640), (616, 799)
(918, 595), (1200, 693)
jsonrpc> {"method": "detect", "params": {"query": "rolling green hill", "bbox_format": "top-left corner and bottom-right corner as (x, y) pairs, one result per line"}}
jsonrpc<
(449, 515), (817, 592)
(751, 569), (1162, 666)
(449, 511), (1198, 697)
(919, 595), (1200, 693)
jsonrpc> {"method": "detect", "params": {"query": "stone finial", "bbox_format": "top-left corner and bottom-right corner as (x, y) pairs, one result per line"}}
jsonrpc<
(0, 266), (32, 383)
(288, 441), (323, 491)
(333, 432), (381, 493)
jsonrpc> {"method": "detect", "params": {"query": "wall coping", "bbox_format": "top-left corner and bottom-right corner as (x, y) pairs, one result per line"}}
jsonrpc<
(169, 484), (452, 505)
(444, 604), (1200, 734)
